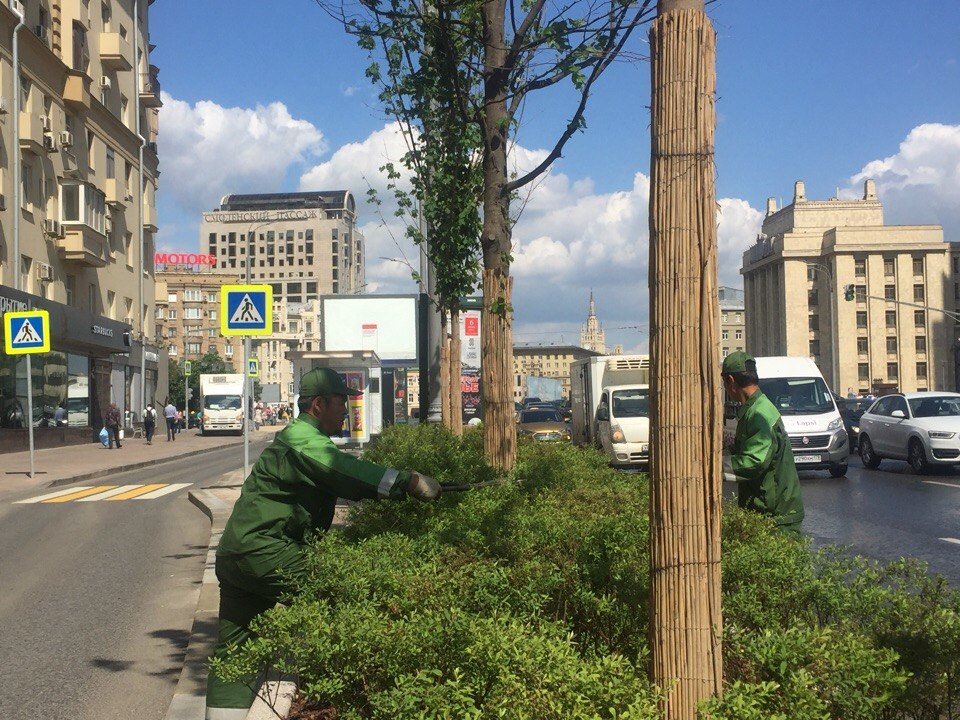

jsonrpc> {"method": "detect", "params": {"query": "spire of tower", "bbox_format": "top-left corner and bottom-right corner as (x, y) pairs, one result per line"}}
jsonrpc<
(588, 290), (596, 317)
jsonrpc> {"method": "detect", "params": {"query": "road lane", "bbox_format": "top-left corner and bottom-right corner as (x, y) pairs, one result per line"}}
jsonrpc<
(0, 438), (270, 720)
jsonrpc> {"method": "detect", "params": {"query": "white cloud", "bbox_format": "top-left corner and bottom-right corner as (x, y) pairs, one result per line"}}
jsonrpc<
(342, 85), (359, 97)
(158, 93), (326, 216)
(848, 123), (960, 238)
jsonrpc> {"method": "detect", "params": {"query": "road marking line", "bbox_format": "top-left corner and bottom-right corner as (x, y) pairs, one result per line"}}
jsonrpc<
(132, 482), (192, 499)
(106, 483), (167, 501)
(76, 485), (144, 501)
(13, 486), (94, 504)
(43, 485), (118, 503)
(923, 481), (960, 489)
(939, 537), (960, 545)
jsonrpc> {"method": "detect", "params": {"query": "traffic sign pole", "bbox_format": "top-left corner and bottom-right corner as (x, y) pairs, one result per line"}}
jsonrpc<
(26, 353), (34, 478)
(244, 337), (251, 478)
(5, 309), (50, 478)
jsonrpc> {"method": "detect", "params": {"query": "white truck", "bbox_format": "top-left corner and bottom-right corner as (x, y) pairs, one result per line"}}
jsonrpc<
(570, 354), (650, 467)
(199, 373), (245, 436)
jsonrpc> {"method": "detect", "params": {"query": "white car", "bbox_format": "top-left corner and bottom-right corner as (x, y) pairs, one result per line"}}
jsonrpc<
(857, 392), (960, 474)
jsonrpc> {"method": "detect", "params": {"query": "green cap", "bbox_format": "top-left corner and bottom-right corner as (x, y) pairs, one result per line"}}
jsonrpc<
(722, 351), (755, 375)
(299, 368), (362, 398)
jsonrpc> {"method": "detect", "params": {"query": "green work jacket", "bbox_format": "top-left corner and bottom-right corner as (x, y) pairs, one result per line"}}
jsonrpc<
(730, 390), (804, 529)
(218, 414), (410, 557)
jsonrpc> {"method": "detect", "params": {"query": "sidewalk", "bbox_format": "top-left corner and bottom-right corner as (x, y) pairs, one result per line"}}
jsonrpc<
(0, 424), (285, 500)
(168, 471), (352, 720)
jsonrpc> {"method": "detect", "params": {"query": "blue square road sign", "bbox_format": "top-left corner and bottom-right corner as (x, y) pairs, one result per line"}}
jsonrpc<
(221, 285), (272, 336)
(4, 310), (50, 354)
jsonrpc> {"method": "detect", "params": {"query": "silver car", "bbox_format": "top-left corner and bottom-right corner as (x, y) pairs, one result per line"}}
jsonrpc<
(857, 392), (960, 474)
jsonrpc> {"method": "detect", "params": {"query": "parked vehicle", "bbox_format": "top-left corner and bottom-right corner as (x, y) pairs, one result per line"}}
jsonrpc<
(517, 406), (570, 442)
(199, 374), (245, 436)
(857, 392), (960, 474)
(838, 398), (870, 451)
(724, 356), (849, 478)
(570, 354), (650, 467)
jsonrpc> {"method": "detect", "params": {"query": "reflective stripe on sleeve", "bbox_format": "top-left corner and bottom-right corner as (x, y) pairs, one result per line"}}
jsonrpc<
(378, 468), (400, 498)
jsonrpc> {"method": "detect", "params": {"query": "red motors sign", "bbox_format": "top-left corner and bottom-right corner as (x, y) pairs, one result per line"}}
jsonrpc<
(154, 253), (217, 267)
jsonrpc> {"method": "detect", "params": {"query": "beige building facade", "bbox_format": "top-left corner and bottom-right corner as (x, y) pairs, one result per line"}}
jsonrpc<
(0, 0), (163, 450)
(743, 180), (950, 395)
(201, 191), (365, 302)
(255, 297), (321, 401)
(719, 286), (746, 358)
(514, 344), (600, 402)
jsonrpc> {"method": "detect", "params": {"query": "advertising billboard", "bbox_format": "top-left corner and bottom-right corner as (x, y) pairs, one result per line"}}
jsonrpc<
(321, 296), (418, 365)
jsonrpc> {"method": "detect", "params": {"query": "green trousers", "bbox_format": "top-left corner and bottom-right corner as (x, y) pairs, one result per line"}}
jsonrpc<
(205, 543), (306, 715)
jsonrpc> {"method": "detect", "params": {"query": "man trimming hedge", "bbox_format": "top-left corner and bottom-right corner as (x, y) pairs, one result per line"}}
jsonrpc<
(721, 351), (804, 534)
(205, 367), (442, 718)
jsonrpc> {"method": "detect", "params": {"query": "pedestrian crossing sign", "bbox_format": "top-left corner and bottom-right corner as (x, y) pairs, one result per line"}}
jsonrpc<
(4, 310), (50, 354)
(248, 358), (259, 378)
(221, 285), (272, 336)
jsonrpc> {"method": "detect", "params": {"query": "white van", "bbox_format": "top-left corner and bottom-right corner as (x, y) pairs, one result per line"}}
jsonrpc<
(724, 356), (849, 478)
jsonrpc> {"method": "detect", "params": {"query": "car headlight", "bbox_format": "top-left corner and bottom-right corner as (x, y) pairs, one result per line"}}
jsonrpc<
(827, 417), (843, 431)
(929, 431), (956, 439)
(611, 424), (625, 443)
(236, 412), (244, 421)
(851, 425), (860, 434)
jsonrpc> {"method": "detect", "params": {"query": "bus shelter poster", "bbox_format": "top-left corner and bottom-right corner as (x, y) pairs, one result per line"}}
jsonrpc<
(344, 371), (365, 438)
(460, 310), (482, 422)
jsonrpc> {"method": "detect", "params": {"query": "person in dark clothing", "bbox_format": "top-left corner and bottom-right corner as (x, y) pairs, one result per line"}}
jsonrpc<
(143, 403), (157, 445)
(104, 403), (122, 449)
(164, 399), (177, 441)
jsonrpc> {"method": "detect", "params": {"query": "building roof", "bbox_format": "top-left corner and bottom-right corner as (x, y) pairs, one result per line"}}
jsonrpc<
(218, 191), (355, 213)
(514, 344), (602, 357)
(718, 286), (745, 309)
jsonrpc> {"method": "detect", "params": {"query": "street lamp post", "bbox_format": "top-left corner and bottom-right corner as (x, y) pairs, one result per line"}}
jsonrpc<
(808, 262), (840, 393)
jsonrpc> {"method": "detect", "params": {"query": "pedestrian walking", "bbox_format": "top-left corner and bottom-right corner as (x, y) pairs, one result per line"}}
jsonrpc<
(176, 410), (184, 433)
(164, 399), (177, 441)
(143, 403), (157, 445)
(721, 351), (804, 533)
(254, 405), (263, 431)
(204, 368), (442, 717)
(104, 403), (122, 449)
(54, 401), (67, 426)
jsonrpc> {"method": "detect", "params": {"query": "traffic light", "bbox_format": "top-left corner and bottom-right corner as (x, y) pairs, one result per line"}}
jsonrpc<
(844, 284), (855, 302)
(188, 389), (194, 400)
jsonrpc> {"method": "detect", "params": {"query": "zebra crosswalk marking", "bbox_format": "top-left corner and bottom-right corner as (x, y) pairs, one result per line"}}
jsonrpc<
(106, 483), (167, 501)
(14, 483), (194, 504)
(76, 485), (146, 501)
(132, 483), (192, 499)
(14, 487), (96, 504)
(44, 486), (118, 503)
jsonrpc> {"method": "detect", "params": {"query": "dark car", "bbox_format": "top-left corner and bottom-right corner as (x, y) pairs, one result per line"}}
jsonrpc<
(839, 398), (870, 451)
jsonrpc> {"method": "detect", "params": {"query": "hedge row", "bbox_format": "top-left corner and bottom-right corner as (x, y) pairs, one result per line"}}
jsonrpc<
(214, 425), (960, 719)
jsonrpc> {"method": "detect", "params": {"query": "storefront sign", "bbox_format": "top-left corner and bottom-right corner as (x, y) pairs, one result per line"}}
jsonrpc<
(154, 253), (217, 267)
(91, 325), (115, 338)
(0, 296), (28, 315)
(202, 210), (319, 224)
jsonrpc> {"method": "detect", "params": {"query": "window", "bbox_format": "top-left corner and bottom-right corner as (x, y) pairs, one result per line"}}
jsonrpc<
(857, 337), (868, 354)
(184, 308), (201, 320)
(808, 315), (819, 332)
(167, 309), (177, 320)
(722, 347), (729, 357)
(209, 309), (217, 321)
(224, 344), (234, 358)
(807, 263), (818, 282)
(106, 147), (115, 179)
(915, 310), (925, 327)
(955, 283), (960, 301)
(884, 258), (895, 276)
(66, 274), (76, 306)
(808, 289), (819, 306)
(916, 362), (928, 380)
(913, 284), (925, 302)
(855, 284), (867, 302)
(186, 343), (201, 355)
(168, 328), (176, 337)
(858, 363), (870, 381)
(916, 336), (927, 353)
(106, 290), (115, 318)
(168, 346), (177, 356)
(206, 292), (218, 303)
(955, 256), (960, 275)
(884, 284), (896, 301)
(886, 337), (898, 354)
(167, 292), (177, 302)
(735, 329), (743, 340)
(183, 289), (202, 302)
(856, 311), (868, 329)
(21, 163), (32, 209)
(88, 283), (97, 312)
(913, 257), (924, 275)
(854, 258), (866, 277)
(886, 311), (897, 328)
(887, 362), (899, 380)
(120, 94), (129, 125)
(722, 330), (729, 340)
(809, 340), (820, 356)
(59, 182), (106, 234)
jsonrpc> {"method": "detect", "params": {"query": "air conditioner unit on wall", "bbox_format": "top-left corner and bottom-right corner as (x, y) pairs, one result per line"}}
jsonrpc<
(35, 262), (53, 281)
(0, 193), (6, 211)
(59, 130), (73, 147)
(44, 218), (62, 237)
(0, 97), (8, 115)
(99, 76), (111, 90)
(43, 133), (56, 152)
(40, 114), (51, 132)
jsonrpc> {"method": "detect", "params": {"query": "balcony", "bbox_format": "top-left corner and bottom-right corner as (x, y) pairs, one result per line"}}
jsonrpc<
(63, 71), (92, 112)
(104, 178), (128, 208)
(58, 226), (108, 267)
(143, 203), (158, 232)
(139, 66), (162, 108)
(18, 111), (45, 154)
(99, 32), (132, 71)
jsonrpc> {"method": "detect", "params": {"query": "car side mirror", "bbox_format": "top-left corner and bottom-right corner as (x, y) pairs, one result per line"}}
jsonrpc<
(596, 406), (609, 422)
(724, 401), (739, 421)
(891, 409), (905, 419)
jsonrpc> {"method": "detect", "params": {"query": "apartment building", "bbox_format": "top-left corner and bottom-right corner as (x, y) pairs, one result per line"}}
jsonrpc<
(514, 344), (601, 402)
(719, 286), (746, 358)
(0, 0), (162, 451)
(742, 180), (950, 395)
(255, 297), (321, 402)
(201, 191), (365, 302)
(154, 267), (241, 368)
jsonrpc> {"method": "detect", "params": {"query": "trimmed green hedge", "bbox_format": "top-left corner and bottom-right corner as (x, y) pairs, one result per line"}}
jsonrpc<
(213, 425), (960, 719)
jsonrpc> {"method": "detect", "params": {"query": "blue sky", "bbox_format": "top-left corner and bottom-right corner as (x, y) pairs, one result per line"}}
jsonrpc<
(150, 0), (960, 350)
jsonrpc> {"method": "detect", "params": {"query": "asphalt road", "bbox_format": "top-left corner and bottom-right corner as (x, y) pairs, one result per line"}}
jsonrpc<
(0, 437), (270, 720)
(743, 454), (960, 584)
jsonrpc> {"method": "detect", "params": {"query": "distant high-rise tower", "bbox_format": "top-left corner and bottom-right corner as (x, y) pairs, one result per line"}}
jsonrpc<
(580, 291), (606, 354)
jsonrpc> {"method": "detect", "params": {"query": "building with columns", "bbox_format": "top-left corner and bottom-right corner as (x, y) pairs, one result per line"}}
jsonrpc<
(580, 291), (606, 353)
(742, 179), (951, 395)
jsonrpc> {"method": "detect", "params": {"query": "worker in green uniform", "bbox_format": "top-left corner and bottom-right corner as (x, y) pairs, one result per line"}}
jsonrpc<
(721, 351), (804, 533)
(205, 368), (442, 719)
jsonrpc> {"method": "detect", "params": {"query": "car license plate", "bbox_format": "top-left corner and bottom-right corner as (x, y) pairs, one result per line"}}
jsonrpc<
(794, 454), (821, 464)
(641, 444), (649, 453)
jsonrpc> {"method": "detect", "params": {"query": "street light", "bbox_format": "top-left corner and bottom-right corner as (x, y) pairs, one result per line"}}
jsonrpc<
(807, 262), (841, 393)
